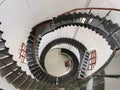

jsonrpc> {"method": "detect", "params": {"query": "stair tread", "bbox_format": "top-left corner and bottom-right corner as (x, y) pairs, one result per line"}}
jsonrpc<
(26, 79), (35, 90)
(30, 29), (36, 36)
(18, 75), (30, 88)
(0, 47), (9, 51)
(6, 67), (22, 83)
(0, 61), (18, 77)
(0, 61), (15, 69)
(19, 76), (33, 90)
(0, 31), (3, 34)
(27, 80), (38, 90)
(0, 39), (6, 43)
(12, 72), (28, 88)
(0, 54), (13, 59)
(11, 72), (25, 84)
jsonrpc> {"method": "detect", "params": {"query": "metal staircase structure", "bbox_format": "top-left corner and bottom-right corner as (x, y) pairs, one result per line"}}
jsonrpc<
(0, 8), (120, 90)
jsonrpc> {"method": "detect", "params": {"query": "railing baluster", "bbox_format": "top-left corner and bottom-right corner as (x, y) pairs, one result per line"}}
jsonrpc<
(106, 27), (120, 37)
(88, 9), (92, 14)
(96, 10), (111, 27)
(104, 10), (112, 18)
(115, 47), (120, 51)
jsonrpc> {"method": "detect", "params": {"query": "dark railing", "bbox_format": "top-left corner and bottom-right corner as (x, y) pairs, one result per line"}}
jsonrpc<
(26, 7), (120, 87)
(32, 7), (120, 69)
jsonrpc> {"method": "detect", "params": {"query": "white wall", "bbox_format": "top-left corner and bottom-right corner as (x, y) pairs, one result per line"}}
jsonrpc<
(105, 50), (120, 90)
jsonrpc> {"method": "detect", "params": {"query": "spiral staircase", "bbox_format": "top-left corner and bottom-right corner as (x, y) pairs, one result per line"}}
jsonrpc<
(0, 8), (120, 90)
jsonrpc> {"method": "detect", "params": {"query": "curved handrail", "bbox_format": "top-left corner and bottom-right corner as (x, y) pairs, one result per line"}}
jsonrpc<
(31, 7), (119, 72)
(32, 20), (56, 76)
(27, 7), (120, 83)
(59, 7), (120, 16)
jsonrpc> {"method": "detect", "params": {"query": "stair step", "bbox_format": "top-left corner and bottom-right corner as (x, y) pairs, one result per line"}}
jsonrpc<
(32, 70), (39, 75)
(26, 50), (34, 56)
(6, 67), (22, 83)
(34, 71), (44, 80)
(30, 65), (39, 71)
(42, 83), (49, 90)
(0, 47), (7, 51)
(51, 77), (56, 84)
(26, 79), (36, 90)
(27, 53), (35, 59)
(0, 31), (3, 39)
(47, 76), (53, 84)
(78, 51), (90, 79)
(11, 72), (25, 84)
(0, 61), (18, 77)
(46, 75), (52, 85)
(0, 61), (13, 69)
(29, 64), (38, 70)
(0, 54), (12, 59)
(0, 49), (10, 58)
(0, 56), (14, 68)
(36, 82), (45, 90)
(84, 16), (92, 24)
(0, 38), (6, 41)
(0, 31), (3, 34)
(53, 16), (63, 28)
(26, 42), (33, 47)
(19, 77), (33, 90)
(41, 74), (49, 83)
(29, 63), (36, 67)
(26, 44), (33, 50)
(28, 35), (35, 41)
(0, 54), (11, 60)
(18, 76), (30, 89)
(26, 56), (35, 61)
(90, 18), (101, 27)
(28, 35), (41, 45)
(37, 72), (46, 81)
(94, 15), (101, 20)
(112, 28), (120, 47)
(60, 21), (71, 27)
(106, 36), (118, 49)
(102, 20), (119, 33)
(43, 74), (49, 83)
(34, 81), (41, 90)
(73, 13), (85, 23)
(12, 72), (28, 88)
(28, 80), (39, 90)
(27, 39), (34, 45)
(38, 24), (52, 36)
(0, 47), (9, 52)
(0, 40), (5, 49)
(35, 73), (41, 80)
(28, 61), (36, 65)
(26, 46), (39, 52)
(26, 49), (33, 55)
(30, 30), (36, 37)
